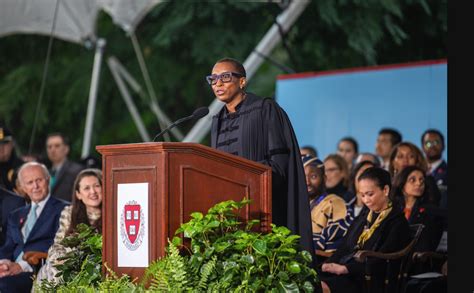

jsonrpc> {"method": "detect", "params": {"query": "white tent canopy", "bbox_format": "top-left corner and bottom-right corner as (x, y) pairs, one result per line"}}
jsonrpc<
(99, 0), (162, 33)
(0, 0), (162, 43)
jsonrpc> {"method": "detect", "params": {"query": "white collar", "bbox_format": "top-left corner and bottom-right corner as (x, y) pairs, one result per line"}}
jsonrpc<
(31, 194), (51, 216)
(429, 159), (443, 174)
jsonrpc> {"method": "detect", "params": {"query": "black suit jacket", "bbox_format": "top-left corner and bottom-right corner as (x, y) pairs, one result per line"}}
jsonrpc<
(51, 159), (84, 202)
(430, 160), (447, 186)
(0, 187), (26, 246)
(408, 201), (444, 252)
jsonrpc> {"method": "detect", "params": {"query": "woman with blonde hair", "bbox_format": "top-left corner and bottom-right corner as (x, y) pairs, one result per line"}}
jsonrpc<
(324, 154), (352, 202)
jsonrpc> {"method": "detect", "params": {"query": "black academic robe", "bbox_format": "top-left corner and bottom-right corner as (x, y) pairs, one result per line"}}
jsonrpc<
(211, 92), (315, 262)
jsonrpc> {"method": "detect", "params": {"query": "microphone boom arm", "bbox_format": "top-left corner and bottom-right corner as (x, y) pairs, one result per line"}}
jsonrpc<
(152, 115), (193, 142)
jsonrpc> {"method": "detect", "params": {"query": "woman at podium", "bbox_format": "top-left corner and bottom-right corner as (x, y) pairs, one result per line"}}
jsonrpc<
(208, 57), (314, 263)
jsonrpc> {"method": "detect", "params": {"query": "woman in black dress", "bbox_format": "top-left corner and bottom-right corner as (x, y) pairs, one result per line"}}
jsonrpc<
(319, 167), (410, 293)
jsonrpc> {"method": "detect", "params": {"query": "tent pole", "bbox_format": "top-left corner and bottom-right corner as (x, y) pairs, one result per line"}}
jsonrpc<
(81, 38), (106, 159)
(107, 57), (151, 142)
(183, 0), (310, 143)
(130, 32), (176, 141)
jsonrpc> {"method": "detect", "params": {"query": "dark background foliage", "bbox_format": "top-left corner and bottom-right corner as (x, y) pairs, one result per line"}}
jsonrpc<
(0, 0), (446, 162)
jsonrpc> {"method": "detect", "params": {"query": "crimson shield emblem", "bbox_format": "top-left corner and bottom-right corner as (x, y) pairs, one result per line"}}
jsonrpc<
(124, 204), (141, 244)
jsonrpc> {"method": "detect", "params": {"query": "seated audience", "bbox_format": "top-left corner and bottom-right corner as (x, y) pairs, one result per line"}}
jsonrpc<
(389, 142), (441, 206)
(45, 133), (84, 202)
(319, 167), (410, 293)
(324, 154), (353, 203)
(11, 168), (29, 199)
(391, 166), (443, 252)
(337, 137), (358, 171)
(421, 129), (447, 208)
(354, 152), (381, 167)
(35, 168), (102, 286)
(375, 128), (402, 170)
(300, 145), (318, 158)
(0, 187), (26, 246)
(347, 160), (378, 218)
(302, 155), (352, 255)
(0, 125), (24, 191)
(0, 162), (68, 293)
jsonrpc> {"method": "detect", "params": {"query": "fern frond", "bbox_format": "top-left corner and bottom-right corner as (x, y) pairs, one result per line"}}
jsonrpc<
(197, 255), (217, 291)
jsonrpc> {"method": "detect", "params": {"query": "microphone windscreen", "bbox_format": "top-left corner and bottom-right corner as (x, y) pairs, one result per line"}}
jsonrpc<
(192, 107), (209, 119)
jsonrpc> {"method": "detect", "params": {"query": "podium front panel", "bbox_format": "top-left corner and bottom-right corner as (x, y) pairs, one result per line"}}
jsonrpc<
(97, 142), (271, 283)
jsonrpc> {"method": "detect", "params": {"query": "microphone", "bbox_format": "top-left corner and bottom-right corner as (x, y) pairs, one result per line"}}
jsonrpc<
(152, 107), (209, 142)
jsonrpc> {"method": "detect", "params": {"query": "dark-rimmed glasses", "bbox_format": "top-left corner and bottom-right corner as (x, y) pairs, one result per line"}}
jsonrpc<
(206, 72), (244, 85)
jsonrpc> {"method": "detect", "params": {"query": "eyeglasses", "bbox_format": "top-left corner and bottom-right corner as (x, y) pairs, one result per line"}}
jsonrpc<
(206, 72), (244, 85)
(325, 167), (340, 174)
(424, 140), (441, 149)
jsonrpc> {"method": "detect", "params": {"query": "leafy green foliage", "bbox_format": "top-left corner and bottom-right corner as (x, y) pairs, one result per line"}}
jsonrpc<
(36, 224), (103, 292)
(36, 199), (318, 292)
(0, 1), (445, 161)
(146, 198), (320, 291)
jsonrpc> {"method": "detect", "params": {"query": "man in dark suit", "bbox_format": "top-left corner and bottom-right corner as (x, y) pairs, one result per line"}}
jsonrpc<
(0, 162), (68, 293)
(421, 129), (448, 208)
(0, 187), (26, 246)
(46, 133), (84, 202)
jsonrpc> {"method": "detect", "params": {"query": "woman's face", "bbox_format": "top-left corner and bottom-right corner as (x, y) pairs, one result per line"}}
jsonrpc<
(76, 176), (102, 209)
(355, 164), (374, 198)
(324, 159), (344, 189)
(393, 146), (417, 173)
(210, 62), (245, 105)
(337, 140), (357, 167)
(359, 179), (389, 213)
(403, 170), (425, 198)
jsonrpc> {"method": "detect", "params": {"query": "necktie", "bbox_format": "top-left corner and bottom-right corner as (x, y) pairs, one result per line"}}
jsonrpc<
(50, 168), (57, 189)
(24, 203), (38, 239)
(16, 204), (38, 263)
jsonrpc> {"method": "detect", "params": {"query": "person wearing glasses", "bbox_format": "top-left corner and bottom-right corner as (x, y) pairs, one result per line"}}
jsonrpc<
(323, 154), (353, 203)
(421, 129), (447, 189)
(207, 57), (316, 266)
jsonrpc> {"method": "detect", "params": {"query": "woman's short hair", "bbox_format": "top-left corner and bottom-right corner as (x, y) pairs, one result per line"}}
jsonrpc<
(216, 57), (246, 77)
(358, 167), (392, 193)
(349, 160), (377, 194)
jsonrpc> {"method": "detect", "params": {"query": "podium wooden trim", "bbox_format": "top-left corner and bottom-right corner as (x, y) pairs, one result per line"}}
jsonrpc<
(96, 142), (271, 281)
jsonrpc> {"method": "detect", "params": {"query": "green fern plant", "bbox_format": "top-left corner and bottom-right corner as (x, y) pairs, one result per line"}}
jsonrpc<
(146, 239), (189, 292)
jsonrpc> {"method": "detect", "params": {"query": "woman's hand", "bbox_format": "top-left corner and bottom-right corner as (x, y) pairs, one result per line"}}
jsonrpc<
(321, 263), (349, 275)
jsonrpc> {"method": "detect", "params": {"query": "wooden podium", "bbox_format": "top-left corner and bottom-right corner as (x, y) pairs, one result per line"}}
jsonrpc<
(96, 142), (271, 281)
